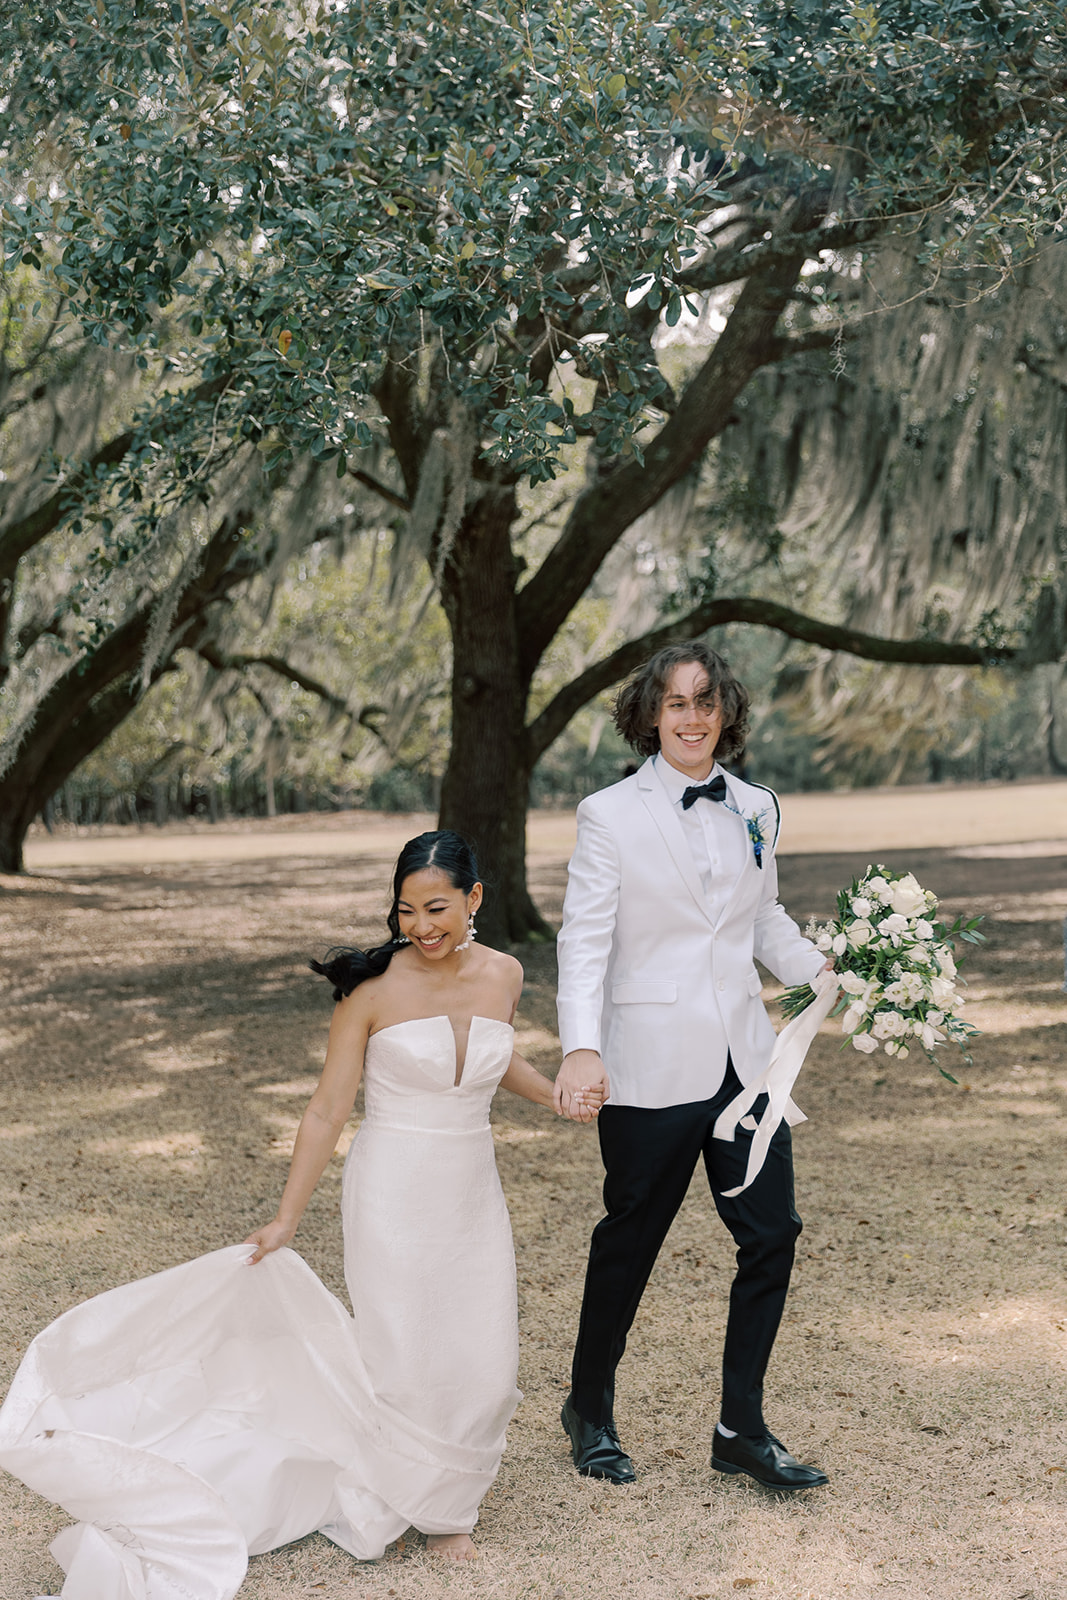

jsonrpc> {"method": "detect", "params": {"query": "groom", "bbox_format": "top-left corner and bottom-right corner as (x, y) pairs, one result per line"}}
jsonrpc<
(554, 641), (830, 1490)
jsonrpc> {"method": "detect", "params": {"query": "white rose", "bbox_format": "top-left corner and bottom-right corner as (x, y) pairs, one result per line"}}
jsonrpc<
(915, 919), (934, 941)
(847, 920), (874, 949)
(866, 876), (891, 902)
(878, 913), (909, 935)
(934, 945), (957, 978)
(900, 972), (925, 1002)
(852, 1032), (879, 1054)
(890, 875), (927, 917)
(851, 896), (872, 918)
(871, 1010), (906, 1039)
(816, 931), (833, 953)
(930, 975), (956, 1007)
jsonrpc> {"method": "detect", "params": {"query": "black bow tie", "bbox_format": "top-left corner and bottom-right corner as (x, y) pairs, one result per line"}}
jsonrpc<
(680, 774), (727, 810)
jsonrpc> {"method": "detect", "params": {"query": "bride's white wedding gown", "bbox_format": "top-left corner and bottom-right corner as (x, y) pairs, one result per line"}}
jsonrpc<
(0, 1015), (521, 1600)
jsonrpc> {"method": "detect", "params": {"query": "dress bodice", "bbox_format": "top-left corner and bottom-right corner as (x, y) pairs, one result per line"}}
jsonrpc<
(361, 1015), (514, 1132)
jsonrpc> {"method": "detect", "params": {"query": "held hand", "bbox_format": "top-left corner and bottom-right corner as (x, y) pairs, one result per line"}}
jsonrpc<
(571, 1084), (605, 1121)
(243, 1218), (296, 1265)
(554, 1049), (610, 1124)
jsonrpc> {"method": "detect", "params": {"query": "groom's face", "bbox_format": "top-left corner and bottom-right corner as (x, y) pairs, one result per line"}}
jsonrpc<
(655, 661), (723, 778)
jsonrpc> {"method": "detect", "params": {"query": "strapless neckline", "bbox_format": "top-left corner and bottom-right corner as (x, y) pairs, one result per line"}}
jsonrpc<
(366, 1015), (513, 1090)
(368, 1015), (513, 1040)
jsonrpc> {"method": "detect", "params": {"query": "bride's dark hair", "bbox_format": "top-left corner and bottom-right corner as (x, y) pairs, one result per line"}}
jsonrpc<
(310, 830), (480, 1001)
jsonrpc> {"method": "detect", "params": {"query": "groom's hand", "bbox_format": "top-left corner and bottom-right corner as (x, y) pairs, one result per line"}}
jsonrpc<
(555, 1050), (610, 1123)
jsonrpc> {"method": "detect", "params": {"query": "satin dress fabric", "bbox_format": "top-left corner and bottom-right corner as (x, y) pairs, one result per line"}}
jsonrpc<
(0, 1015), (520, 1600)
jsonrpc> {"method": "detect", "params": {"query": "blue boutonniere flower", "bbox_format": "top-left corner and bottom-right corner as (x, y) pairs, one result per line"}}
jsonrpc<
(746, 813), (768, 869)
(721, 793), (774, 868)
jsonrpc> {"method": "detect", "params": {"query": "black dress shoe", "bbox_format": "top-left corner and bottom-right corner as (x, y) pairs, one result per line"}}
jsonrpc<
(711, 1429), (828, 1490)
(561, 1397), (636, 1483)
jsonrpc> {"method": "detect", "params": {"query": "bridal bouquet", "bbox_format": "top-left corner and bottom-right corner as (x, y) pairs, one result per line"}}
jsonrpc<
(782, 865), (984, 1081)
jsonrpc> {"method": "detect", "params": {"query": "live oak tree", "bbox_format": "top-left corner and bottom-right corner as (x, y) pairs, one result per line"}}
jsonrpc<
(0, 300), (382, 870)
(0, 286), (443, 867)
(2, 0), (1065, 937)
(0, 264), (269, 870)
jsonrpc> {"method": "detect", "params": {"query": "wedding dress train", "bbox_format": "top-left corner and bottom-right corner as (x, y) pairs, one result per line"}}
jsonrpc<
(0, 1015), (521, 1600)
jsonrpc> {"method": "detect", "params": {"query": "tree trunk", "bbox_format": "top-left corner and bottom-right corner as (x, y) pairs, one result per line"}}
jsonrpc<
(0, 506), (255, 875)
(264, 747), (277, 818)
(436, 484), (550, 948)
(1048, 680), (1067, 775)
(0, 789), (41, 874)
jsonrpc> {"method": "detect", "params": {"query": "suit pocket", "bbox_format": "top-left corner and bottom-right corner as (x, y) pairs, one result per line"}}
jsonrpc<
(746, 970), (763, 998)
(611, 981), (678, 1005)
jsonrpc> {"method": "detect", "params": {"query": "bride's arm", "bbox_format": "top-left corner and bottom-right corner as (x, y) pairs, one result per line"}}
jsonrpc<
(245, 991), (372, 1262)
(499, 1051), (603, 1116)
(499, 1051), (555, 1109)
(497, 961), (602, 1117)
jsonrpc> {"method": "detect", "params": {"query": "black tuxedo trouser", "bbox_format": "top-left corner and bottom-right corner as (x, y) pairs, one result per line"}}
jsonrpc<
(570, 1058), (802, 1437)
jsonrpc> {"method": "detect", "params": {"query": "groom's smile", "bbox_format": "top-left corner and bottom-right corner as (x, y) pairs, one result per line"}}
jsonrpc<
(656, 661), (724, 779)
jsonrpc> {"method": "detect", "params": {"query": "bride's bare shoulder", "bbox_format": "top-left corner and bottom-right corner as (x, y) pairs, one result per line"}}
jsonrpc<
(477, 945), (523, 998)
(336, 957), (412, 1029)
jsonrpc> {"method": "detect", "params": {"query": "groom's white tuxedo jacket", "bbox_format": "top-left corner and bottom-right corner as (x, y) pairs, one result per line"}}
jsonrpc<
(556, 755), (825, 1109)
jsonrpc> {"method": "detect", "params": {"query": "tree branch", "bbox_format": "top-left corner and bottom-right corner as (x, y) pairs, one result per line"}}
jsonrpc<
(196, 641), (386, 732)
(515, 250), (811, 683)
(1017, 345), (1067, 396)
(762, 323), (857, 362)
(0, 370), (234, 578)
(674, 218), (882, 297)
(348, 467), (412, 512)
(524, 594), (1023, 764)
(0, 500), (258, 813)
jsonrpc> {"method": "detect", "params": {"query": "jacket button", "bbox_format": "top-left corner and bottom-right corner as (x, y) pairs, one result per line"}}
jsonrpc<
(716, 979), (725, 991)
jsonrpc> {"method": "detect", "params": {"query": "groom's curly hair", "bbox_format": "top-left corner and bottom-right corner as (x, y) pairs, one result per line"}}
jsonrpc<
(613, 641), (750, 763)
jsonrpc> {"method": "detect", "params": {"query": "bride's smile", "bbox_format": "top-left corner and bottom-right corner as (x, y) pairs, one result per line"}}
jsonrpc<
(397, 866), (482, 960)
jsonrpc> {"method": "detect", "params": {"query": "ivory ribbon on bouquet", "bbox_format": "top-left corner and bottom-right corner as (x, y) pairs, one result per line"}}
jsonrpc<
(713, 968), (841, 1197)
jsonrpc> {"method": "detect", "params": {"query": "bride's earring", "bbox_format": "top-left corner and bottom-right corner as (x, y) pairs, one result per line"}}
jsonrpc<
(455, 913), (476, 952)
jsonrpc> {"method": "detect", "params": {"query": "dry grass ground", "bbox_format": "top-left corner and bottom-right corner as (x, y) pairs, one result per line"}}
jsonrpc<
(2, 783), (1067, 1600)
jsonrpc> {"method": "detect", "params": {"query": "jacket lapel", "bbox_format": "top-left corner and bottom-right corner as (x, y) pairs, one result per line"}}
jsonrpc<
(636, 756), (715, 926)
(714, 773), (764, 926)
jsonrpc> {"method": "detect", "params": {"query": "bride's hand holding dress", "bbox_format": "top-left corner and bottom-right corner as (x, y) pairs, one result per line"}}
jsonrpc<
(244, 988), (373, 1268)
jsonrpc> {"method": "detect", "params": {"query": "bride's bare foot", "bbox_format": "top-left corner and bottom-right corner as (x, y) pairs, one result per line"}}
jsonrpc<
(426, 1532), (478, 1561)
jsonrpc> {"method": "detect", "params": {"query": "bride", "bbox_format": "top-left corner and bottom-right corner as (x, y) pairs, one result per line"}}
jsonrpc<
(0, 830), (599, 1597)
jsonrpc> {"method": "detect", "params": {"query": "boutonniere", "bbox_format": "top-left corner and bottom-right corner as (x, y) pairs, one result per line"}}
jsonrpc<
(745, 812), (770, 869)
(720, 791), (773, 869)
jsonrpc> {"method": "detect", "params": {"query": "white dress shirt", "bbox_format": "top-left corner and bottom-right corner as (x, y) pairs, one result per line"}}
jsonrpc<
(653, 755), (749, 925)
